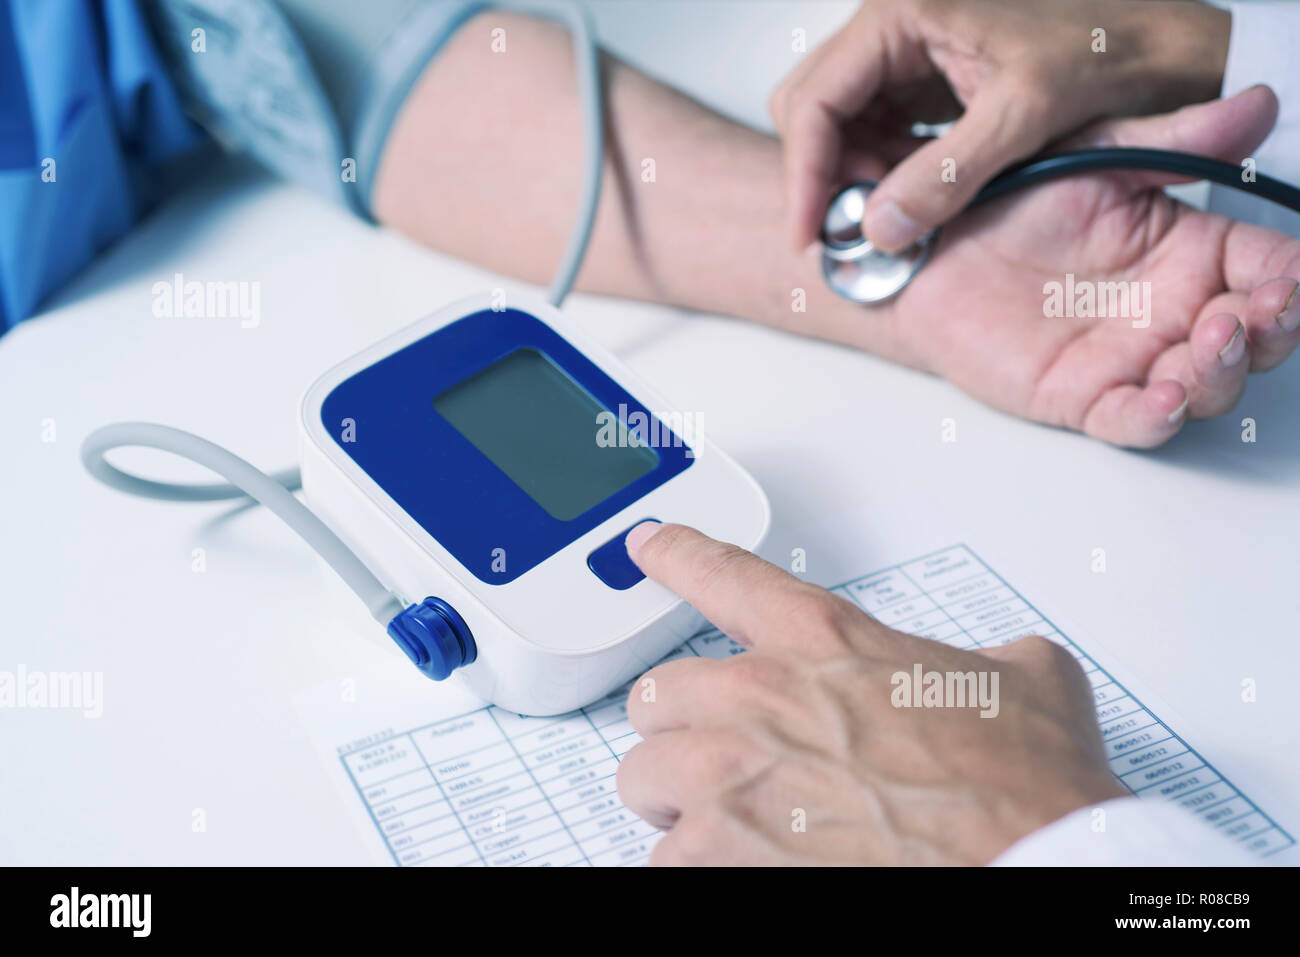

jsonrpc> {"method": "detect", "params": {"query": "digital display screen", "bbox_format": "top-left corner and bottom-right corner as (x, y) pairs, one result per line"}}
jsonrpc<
(434, 349), (659, 521)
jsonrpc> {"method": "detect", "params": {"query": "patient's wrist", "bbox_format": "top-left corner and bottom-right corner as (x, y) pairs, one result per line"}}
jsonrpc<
(725, 170), (929, 371)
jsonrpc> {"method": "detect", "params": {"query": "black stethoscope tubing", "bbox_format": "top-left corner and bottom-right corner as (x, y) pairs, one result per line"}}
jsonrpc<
(971, 148), (1300, 213)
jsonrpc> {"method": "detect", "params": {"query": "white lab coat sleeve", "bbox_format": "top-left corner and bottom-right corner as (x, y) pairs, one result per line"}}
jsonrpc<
(1207, 2), (1300, 235)
(989, 797), (1257, 866)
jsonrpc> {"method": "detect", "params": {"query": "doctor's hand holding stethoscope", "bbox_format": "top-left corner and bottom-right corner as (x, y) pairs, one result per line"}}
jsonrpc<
(771, 0), (1235, 253)
(767, 0), (1300, 448)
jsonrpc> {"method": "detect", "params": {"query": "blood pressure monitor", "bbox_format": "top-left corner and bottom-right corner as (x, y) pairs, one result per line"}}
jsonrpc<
(299, 293), (770, 716)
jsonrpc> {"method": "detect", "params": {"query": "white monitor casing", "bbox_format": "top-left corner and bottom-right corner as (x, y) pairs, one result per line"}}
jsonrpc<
(299, 293), (769, 716)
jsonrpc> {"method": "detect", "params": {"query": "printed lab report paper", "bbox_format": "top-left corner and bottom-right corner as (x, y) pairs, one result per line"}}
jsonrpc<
(295, 500), (1296, 866)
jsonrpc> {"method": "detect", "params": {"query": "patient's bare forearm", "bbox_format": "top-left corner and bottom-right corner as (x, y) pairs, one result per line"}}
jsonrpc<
(371, 10), (919, 367)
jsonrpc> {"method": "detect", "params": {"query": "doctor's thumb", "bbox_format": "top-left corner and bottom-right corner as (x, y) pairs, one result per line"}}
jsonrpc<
(862, 86), (1057, 252)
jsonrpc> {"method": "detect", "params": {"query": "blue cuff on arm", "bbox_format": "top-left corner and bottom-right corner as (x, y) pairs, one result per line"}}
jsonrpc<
(142, 0), (488, 220)
(346, 1), (488, 216)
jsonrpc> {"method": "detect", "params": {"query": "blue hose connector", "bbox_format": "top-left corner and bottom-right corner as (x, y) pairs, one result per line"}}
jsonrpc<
(387, 597), (476, 680)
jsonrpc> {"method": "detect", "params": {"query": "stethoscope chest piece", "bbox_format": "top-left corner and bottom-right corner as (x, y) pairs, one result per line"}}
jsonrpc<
(821, 181), (934, 304)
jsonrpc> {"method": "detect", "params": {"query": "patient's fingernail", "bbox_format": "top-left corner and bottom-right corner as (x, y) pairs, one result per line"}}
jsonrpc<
(624, 520), (664, 556)
(1276, 281), (1300, 332)
(1167, 397), (1189, 425)
(863, 200), (922, 252)
(1218, 322), (1246, 366)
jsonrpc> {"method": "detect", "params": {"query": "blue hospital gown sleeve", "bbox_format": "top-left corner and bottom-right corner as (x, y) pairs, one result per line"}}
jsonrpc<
(0, 0), (208, 332)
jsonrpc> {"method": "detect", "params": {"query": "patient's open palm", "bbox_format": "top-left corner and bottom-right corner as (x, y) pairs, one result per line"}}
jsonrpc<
(882, 89), (1300, 447)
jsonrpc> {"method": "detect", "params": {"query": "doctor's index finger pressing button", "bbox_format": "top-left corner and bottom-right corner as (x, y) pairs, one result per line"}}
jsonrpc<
(623, 522), (848, 655)
(587, 518), (660, 590)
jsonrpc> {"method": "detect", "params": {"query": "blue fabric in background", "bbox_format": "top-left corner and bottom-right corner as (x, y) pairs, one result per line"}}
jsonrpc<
(0, 0), (207, 333)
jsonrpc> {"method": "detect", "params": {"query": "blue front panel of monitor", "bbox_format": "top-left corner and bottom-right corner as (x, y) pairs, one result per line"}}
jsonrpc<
(320, 308), (694, 584)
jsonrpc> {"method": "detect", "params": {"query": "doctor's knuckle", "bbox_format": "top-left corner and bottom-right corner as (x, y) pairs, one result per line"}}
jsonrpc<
(716, 654), (792, 703)
(615, 741), (650, 790)
(623, 669), (661, 723)
(803, 589), (850, 627)
(693, 730), (764, 783)
(789, 590), (856, 646)
(649, 832), (695, 867)
(779, 77), (811, 117)
(1011, 633), (1078, 677)
(1047, 641), (1088, 683)
(690, 541), (756, 593)
(768, 80), (794, 126)
(1273, 239), (1300, 284)
(1006, 73), (1057, 131)
(652, 814), (726, 866)
(911, 0), (952, 28)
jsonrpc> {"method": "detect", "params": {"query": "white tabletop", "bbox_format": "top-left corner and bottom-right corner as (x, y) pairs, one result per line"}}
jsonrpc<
(2, 0), (1298, 865)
